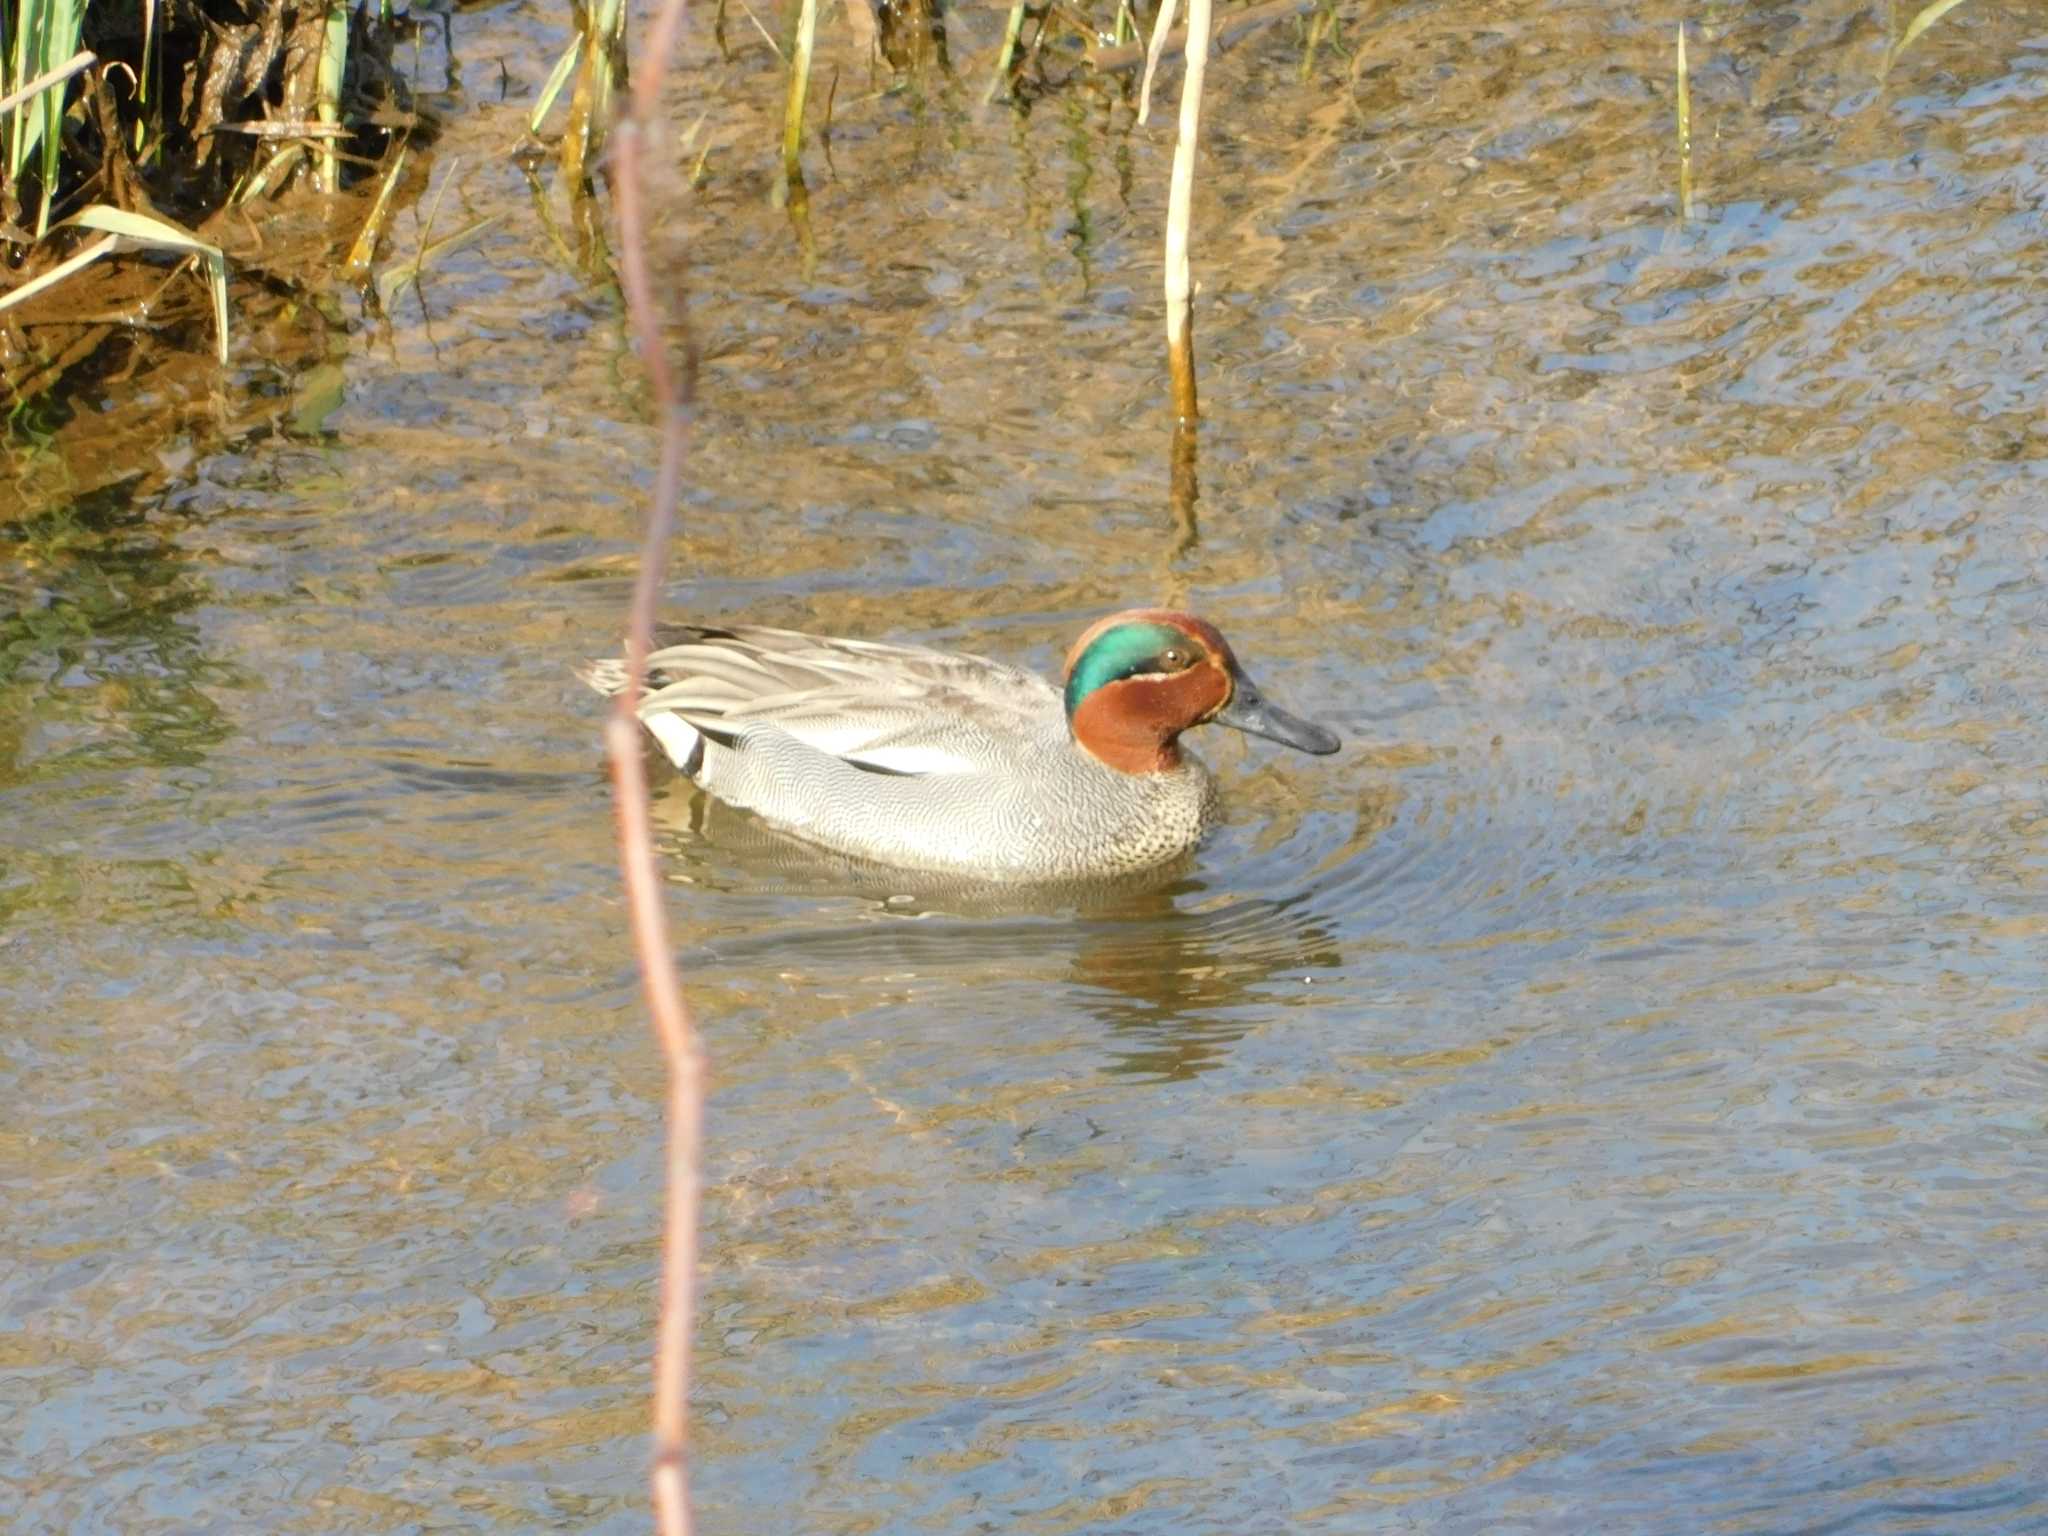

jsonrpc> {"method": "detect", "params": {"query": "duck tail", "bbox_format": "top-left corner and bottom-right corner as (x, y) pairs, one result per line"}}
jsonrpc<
(576, 658), (633, 697)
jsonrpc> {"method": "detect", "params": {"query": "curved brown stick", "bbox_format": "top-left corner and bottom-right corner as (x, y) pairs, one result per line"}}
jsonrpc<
(609, 0), (706, 1532)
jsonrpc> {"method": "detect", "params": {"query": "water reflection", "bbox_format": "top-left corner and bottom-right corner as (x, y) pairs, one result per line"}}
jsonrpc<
(1074, 887), (1343, 1078)
(663, 793), (1352, 1079)
(0, 483), (233, 789)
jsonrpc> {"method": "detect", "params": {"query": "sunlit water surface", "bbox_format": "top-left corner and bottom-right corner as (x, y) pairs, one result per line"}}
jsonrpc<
(6, 0), (2048, 1530)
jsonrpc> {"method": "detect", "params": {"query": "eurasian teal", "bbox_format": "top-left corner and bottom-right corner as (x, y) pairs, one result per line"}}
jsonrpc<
(581, 608), (1340, 881)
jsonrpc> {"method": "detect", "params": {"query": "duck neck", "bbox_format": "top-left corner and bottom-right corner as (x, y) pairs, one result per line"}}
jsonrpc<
(1070, 673), (1221, 775)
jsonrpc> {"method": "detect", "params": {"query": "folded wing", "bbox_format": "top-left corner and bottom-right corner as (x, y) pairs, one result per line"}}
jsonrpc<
(580, 624), (1060, 777)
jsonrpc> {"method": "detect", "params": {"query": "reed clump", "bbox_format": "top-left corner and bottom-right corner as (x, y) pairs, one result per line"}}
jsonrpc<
(1, 0), (415, 404)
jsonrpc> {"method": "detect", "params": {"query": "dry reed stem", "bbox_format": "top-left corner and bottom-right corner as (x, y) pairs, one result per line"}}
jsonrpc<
(783, 0), (819, 194)
(1135, 0), (1180, 124)
(1675, 22), (1693, 220)
(1162, 0), (1210, 424)
(1087, 0), (1310, 76)
(983, 3), (1027, 104)
(1168, 419), (1199, 553)
(0, 48), (96, 117)
(609, 0), (705, 1530)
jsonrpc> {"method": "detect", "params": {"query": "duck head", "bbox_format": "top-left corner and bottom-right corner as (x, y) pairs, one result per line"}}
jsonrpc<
(1062, 608), (1342, 774)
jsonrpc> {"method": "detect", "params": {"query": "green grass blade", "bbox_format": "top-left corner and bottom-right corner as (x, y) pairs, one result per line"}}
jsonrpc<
(70, 203), (231, 363)
(374, 211), (502, 311)
(316, 0), (348, 191)
(0, 46), (93, 115)
(6, 0), (43, 177)
(1887, 0), (1972, 71)
(8, 0), (56, 178)
(235, 143), (305, 203)
(136, 0), (157, 150)
(32, 0), (82, 234)
(982, 4), (1024, 104)
(345, 142), (408, 276)
(71, 201), (220, 248)
(0, 230), (117, 313)
(530, 34), (584, 131)
(590, 0), (624, 132)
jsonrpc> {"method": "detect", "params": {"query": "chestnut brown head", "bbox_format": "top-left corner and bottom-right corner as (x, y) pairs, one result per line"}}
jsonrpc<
(1061, 609), (1341, 775)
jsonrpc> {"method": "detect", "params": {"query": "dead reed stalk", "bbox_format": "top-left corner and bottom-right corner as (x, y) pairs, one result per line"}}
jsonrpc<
(1159, 0), (1211, 423)
(1085, 0), (1309, 75)
(608, 0), (706, 1530)
(1674, 22), (1693, 220)
(783, 0), (819, 196)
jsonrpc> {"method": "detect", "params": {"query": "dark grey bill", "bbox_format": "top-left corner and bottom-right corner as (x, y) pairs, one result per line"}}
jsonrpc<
(1213, 673), (1341, 755)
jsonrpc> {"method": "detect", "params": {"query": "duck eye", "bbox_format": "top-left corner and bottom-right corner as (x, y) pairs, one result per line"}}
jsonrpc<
(1161, 648), (1187, 670)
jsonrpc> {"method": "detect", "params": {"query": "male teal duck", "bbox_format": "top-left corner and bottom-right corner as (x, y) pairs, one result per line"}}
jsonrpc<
(581, 608), (1340, 881)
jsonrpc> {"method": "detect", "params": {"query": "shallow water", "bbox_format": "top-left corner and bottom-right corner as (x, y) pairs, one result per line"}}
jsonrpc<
(7, 0), (2048, 1531)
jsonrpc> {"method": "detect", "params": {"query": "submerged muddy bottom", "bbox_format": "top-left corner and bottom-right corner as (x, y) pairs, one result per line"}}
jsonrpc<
(6, 0), (2048, 1531)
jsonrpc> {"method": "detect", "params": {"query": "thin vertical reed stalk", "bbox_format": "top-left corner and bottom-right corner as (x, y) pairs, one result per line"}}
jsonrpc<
(609, 0), (705, 1529)
(562, 0), (626, 192)
(135, 0), (159, 150)
(983, 3), (1025, 105)
(1298, 2), (1331, 83)
(1135, 0), (1179, 125)
(6, 0), (87, 234)
(1162, 0), (1211, 423)
(345, 142), (410, 280)
(1674, 21), (1693, 220)
(782, 0), (818, 195)
(315, 0), (349, 192)
(1168, 417), (1199, 550)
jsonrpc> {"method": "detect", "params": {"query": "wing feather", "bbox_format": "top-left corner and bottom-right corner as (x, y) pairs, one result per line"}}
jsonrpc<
(584, 622), (1060, 778)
